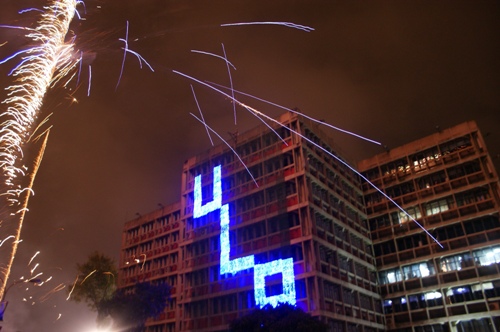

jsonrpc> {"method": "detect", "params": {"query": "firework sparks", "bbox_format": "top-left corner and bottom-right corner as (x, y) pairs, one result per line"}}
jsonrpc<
(0, 0), (78, 300)
(191, 45), (237, 122)
(66, 275), (79, 301)
(221, 21), (315, 32)
(190, 85), (214, 146)
(87, 64), (92, 96)
(80, 269), (97, 285)
(40, 283), (66, 302)
(116, 21), (154, 90)
(190, 112), (258, 187)
(190, 50), (237, 70)
(221, 43), (237, 125)
(208, 81), (382, 146)
(27, 251), (40, 267)
(176, 69), (443, 248)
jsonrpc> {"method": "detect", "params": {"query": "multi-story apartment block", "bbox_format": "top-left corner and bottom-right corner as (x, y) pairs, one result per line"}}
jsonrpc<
(119, 115), (500, 332)
(359, 121), (500, 332)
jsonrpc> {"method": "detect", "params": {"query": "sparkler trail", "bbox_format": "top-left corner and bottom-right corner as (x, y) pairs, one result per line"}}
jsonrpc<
(116, 20), (130, 90)
(175, 70), (287, 146)
(208, 81), (382, 146)
(190, 50), (237, 70)
(221, 21), (315, 32)
(190, 85), (214, 146)
(80, 269), (97, 284)
(176, 70), (443, 248)
(66, 275), (79, 301)
(40, 283), (66, 302)
(87, 64), (92, 96)
(115, 20), (154, 90)
(28, 251), (40, 266)
(190, 112), (258, 187)
(221, 43), (237, 125)
(0, 0), (78, 300)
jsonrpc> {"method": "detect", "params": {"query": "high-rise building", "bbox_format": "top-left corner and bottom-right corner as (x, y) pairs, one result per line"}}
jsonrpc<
(358, 121), (500, 332)
(119, 114), (500, 332)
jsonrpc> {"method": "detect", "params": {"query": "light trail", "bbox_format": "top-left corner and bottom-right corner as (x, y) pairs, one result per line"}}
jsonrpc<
(40, 283), (66, 302)
(221, 21), (315, 32)
(176, 70), (443, 248)
(66, 275), (79, 301)
(115, 21), (154, 90)
(87, 64), (92, 96)
(208, 81), (382, 146)
(190, 50), (237, 70)
(190, 85), (214, 146)
(30, 263), (39, 275)
(28, 251), (40, 266)
(0, 235), (15, 247)
(190, 46), (238, 123)
(80, 269), (97, 285)
(0, 0), (78, 300)
(190, 112), (258, 187)
(221, 43), (237, 125)
(175, 70), (287, 147)
(139, 253), (147, 271)
(116, 20), (130, 90)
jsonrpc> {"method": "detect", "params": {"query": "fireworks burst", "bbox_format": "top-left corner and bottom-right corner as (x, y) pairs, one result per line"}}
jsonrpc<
(0, 0), (78, 300)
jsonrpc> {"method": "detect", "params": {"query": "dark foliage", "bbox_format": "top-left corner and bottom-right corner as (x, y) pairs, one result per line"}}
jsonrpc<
(103, 281), (171, 332)
(69, 251), (117, 316)
(230, 303), (329, 332)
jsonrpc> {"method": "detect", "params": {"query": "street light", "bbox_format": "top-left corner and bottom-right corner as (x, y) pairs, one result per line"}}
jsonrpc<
(0, 277), (41, 321)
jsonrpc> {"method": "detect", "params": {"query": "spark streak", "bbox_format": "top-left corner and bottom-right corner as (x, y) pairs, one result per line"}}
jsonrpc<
(176, 70), (443, 248)
(0, 0), (78, 300)
(221, 21), (315, 32)
(221, 43), (237, 124)
(28, 251), (40, 266)
(66, 275), (78, 301)
(115, 21), (154, 90)
(190, 50), (237, 70)
(190, 85), (214, 146)
(208, 81), (382, 145)
(80, 269), (97, 284)
(190, 112), (258, 187)
(87, 64), (92, 96)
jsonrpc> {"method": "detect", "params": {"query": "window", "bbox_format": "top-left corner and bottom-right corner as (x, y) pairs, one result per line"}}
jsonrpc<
(473, 246), (500, 266)
(379, 268), (402, 285)
(440, 253), (470, 272)
(395, 206), (422, 224)
(402, 261), (435, 280)
(425, 197), (452, 216)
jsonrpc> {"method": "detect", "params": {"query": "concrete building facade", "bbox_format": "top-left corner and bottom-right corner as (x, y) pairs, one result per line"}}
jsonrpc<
(359, 121), (500, 332)
(119, 114), (500, 332)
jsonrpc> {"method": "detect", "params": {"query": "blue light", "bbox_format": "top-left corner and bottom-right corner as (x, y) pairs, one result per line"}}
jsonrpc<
(193, 165), (222, 218)
(219, 203), (255, 274)
(254, 258), (296, 308)
(193, 165), (297, 308)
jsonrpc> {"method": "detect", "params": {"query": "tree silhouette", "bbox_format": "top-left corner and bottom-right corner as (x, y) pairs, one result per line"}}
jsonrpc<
(69, 251), (117, 322)
(230, 303), (328, 332)
(69, 252), (171, 331)
(103, 281), (171, 332)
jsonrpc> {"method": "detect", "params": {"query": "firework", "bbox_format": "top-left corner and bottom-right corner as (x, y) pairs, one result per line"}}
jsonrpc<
(0, 0), (78, 300)
(175, 69), (443, 248)
(221, 21), (315, 32)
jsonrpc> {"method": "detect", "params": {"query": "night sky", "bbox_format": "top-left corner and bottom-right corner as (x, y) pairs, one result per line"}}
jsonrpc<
(0, 1), (499, 331)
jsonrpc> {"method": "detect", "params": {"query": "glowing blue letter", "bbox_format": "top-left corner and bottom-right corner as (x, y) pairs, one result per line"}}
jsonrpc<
(193, 165), (222, 217)
(254, 258), (296, 308)
(192, 165), (297, 308)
